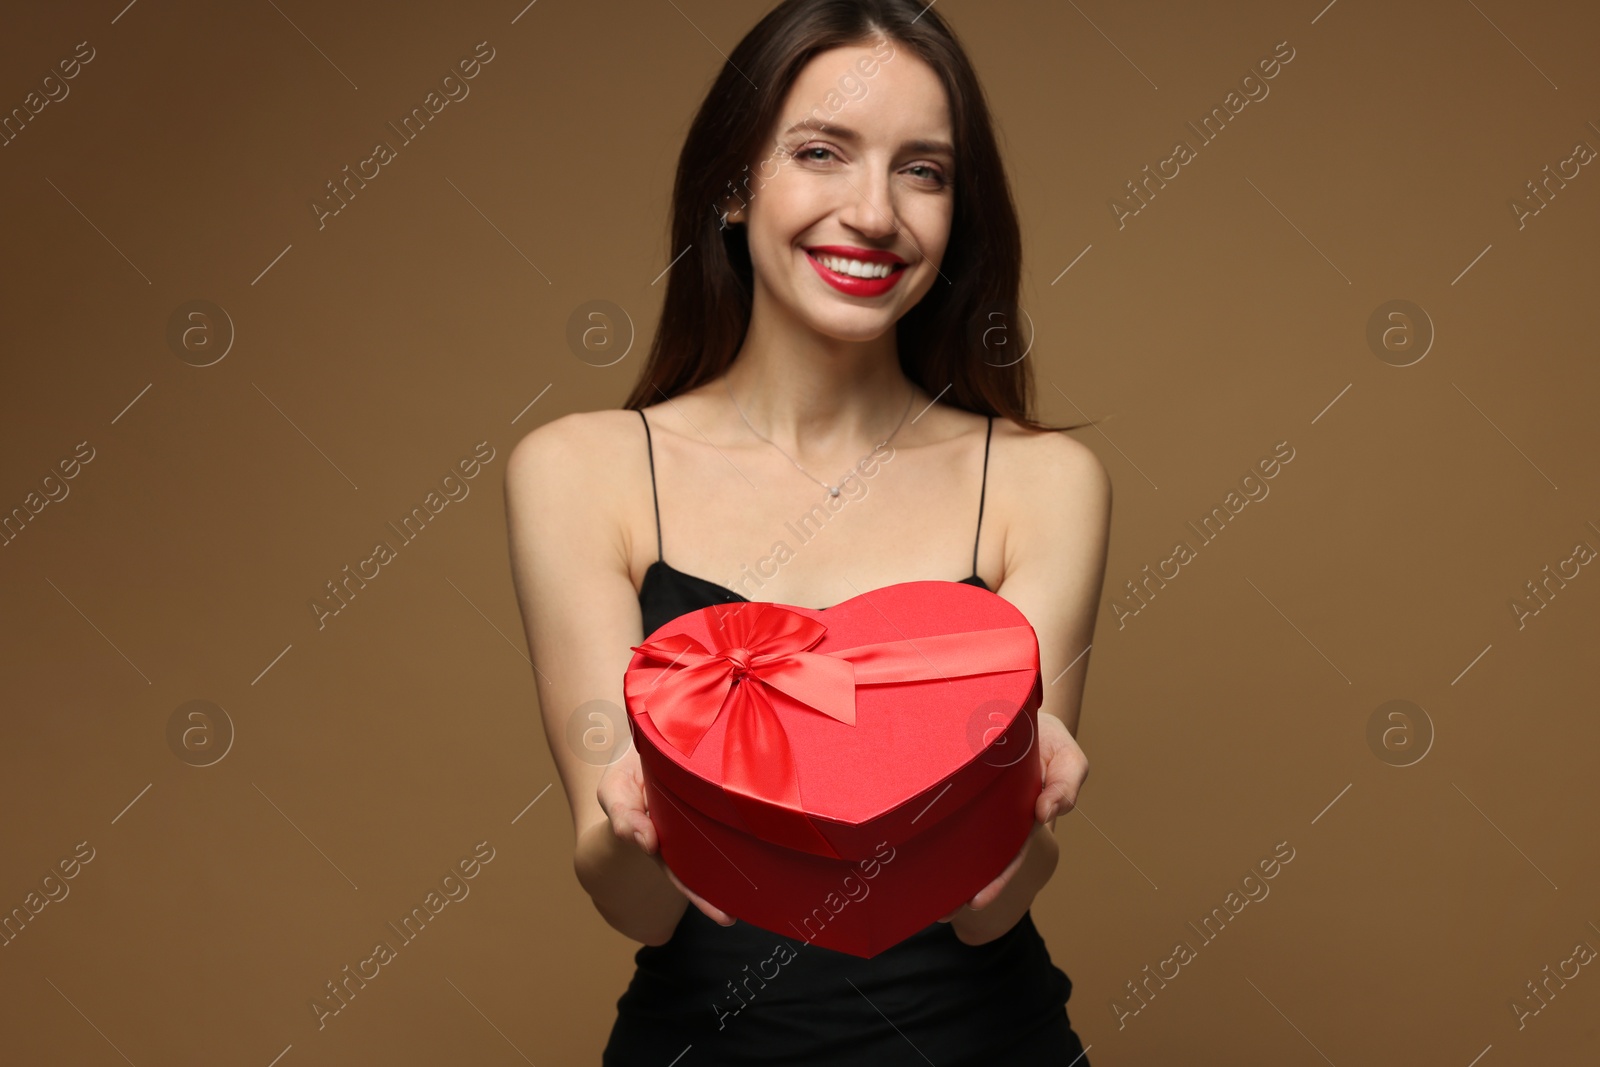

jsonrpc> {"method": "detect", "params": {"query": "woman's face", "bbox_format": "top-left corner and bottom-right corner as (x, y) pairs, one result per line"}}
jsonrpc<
(736, 41), (955, 344)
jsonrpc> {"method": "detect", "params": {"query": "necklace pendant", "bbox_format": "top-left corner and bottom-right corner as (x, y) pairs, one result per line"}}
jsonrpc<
(828, 485), (840, 497)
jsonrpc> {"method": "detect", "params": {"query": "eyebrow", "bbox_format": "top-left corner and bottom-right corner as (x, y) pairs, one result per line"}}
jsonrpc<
(780, 119), (954, 157)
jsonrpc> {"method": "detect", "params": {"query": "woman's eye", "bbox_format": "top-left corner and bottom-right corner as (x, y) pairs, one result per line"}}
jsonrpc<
(792, 145), (948, 187)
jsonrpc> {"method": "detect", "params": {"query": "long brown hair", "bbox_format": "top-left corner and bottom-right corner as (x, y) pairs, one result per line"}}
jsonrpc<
(623, 0), (1087, 433)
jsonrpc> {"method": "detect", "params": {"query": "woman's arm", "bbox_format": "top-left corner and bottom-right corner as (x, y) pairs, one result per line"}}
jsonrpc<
(945, 427), (1112, 945)
(503, 412), (711, 946)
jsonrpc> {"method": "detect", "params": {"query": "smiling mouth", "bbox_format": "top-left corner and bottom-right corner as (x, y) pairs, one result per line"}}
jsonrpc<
(803, 247), (908, 280)
(801, 247), (911, 297)
(805, 252), (905, 279)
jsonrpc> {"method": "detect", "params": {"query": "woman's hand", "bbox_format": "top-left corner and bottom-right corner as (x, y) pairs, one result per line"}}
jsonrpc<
(597, 747), (736, 926)
(938, 712), (1087, 943)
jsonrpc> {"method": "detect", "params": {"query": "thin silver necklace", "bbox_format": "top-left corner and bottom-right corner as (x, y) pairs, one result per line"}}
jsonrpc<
(724, 377), (916, 497)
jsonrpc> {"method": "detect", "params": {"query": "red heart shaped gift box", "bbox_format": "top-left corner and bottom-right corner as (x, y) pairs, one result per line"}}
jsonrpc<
(623, 580), (1043, 958)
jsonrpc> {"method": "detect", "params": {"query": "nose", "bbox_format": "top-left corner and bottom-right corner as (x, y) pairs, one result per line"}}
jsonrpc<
(835, 165), (899, 242)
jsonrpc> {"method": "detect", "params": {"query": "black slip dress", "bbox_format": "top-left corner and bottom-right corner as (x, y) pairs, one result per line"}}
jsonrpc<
(602, 409), (1090, 1067)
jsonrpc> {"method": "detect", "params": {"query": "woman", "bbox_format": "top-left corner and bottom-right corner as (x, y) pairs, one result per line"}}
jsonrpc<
(504, 0), (1111, 1061)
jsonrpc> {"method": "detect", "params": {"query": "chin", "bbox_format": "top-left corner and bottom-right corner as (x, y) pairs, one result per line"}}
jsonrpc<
(800, 306), (901, 343)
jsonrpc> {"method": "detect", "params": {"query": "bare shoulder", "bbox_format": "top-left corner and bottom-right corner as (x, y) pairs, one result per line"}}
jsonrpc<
(504, 408), (646, 564)
(995, 417), (1112, 509)
(505, 408), (643, 505)
(992, 417), (1112, 568)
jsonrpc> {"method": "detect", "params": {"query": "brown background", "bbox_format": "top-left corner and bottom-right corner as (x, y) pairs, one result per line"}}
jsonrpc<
(1, 0), (1597, 1063)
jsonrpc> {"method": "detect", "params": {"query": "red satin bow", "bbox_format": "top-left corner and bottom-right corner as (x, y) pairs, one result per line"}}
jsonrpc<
(625, 600), (1037, 855)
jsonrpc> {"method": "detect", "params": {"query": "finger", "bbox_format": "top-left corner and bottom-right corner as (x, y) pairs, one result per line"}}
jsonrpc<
(937, 906), (962, 923)
(1036, 786), (1064, 823)
(969, 837), (1030, 911)
(664, 865), (736, 926)
(609, 805), (652, 852)
(1036, 766), (1085, 822)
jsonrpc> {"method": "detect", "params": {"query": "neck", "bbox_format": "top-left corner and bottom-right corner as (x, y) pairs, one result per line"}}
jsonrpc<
(723, 297), (917, 458)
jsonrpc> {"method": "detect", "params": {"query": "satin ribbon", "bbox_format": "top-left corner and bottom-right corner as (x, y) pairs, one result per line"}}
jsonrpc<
(625, 600), (1037, 856)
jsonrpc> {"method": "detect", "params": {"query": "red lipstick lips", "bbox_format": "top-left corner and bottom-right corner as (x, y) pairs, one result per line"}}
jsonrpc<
(804, 245), (908, 297)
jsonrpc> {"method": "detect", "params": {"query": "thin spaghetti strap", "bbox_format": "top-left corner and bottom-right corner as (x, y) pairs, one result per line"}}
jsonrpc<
(638, 410), (663, 562)
(972, 415), (993, 576)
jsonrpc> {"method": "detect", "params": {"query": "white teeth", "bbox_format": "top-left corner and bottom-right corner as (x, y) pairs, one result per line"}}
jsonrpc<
(816, 254), (895, 279)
